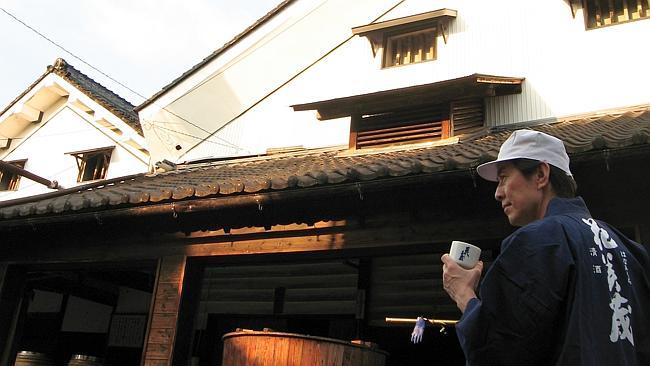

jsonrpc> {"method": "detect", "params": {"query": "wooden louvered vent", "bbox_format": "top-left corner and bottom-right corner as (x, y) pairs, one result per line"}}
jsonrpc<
(451, 99), (484, 136)
(352, 104), (450, 149)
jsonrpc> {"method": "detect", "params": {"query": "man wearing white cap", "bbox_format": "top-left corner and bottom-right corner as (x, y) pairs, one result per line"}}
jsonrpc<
(441, 130), (650, 365)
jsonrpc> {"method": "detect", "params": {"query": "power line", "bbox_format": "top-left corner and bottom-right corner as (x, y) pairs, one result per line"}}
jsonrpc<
(147, 122), (249, 152)
(178, 0), (409, 158)
(0, 7), (148, 103)
(0, 7), (246, 154)
(150, 111), (243, 150)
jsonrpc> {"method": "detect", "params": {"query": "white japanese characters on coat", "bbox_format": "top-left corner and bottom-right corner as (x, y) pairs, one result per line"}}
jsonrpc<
(582, 218), (635, 346)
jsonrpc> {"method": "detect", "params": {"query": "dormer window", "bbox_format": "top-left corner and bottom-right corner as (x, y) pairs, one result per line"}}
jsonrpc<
(583, 0), (649, 28)
(0, 160), (27, 191)
(68, 147), (114, 182)
(384, 27), (436, 67)
(352, 9), (456, 69)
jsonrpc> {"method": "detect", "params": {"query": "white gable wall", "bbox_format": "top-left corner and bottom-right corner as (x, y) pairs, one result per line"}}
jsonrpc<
(139, 0), (650, 163)
(139, 0), (402, 161)
(0, 73), (149, 201)
(0, 106), (147, 201)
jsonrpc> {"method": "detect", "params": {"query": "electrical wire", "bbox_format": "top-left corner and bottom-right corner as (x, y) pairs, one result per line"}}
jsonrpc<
(147, 122), (247, 151)
(178, 0), (409, 159)
(2, 0), (410, 160)
(0, 6), (246, 153)
(0, 7), (146, 105)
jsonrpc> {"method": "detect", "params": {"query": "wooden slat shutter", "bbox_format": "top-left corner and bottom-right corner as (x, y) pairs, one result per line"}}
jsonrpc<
(353, 104), (450, 149)
(450, 99), (484, 136)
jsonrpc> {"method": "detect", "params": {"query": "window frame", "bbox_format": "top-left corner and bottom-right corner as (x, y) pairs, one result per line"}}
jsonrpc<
(0, 159), (27, 191)
(382, 25), (437, 68)
(351, 9), (456, 69)
(67, 146), (114, 183)
(582, 0), (650, 29)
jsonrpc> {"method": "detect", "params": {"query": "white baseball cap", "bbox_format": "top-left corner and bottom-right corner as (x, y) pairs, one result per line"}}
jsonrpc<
(476, 129), (573, 182)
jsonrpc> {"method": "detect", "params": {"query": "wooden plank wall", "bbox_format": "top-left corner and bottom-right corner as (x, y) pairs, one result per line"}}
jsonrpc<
(195, 251), (495, 331)
(141, 255), (186, 366)
(198, 261), (358, 321)
(368, 254), (454, 326)
(367, 252), (492, 326)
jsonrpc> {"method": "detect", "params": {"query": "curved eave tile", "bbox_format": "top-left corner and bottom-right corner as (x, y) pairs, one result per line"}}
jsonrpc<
(1, 107), (649, 220)
(194, 183), (220, 197)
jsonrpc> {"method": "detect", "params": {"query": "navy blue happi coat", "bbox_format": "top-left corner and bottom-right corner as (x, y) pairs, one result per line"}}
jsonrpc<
(457, 197), (650, 366)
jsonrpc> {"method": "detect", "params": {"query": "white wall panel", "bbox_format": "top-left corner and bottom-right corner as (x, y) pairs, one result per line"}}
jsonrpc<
(141, 0), (650, 162)
(0, 106), (148, 201)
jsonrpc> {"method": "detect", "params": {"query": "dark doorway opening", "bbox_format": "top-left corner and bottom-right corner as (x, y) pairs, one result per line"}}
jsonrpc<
(181, 253), (470, 365)
(11, 262), (156, 366)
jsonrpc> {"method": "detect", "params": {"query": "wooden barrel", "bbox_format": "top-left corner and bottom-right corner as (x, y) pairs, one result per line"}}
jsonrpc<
(13, 351), (53, 366)
(67, 355), (104, 366)
(222, 331), (388, 366)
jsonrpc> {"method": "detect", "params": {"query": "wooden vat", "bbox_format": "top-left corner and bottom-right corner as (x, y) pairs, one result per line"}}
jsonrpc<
(222, 330), (388, 366)
(13, 351), (53, 366)
(66, 355), (104, 366)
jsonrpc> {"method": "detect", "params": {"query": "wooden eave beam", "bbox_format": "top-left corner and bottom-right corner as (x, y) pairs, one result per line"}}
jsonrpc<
(352, 8), (457, 51)
(66, 146), (115, 157)
(292, 74), (523, 120)
(2, 211), (509, 263)
(352, 8), (457, 36)
(0, 170), (476, 232)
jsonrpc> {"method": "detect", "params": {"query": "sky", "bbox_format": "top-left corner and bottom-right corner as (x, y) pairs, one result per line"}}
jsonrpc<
(0, 0), (282, 109)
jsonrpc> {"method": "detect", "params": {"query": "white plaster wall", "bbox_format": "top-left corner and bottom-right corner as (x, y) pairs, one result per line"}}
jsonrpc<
(0, 106), (148, 201)
(140, 0), (403, 161)
(139, 0), (650, 163)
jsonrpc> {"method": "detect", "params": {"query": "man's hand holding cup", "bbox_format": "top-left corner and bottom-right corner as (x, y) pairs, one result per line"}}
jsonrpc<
(441, 241), (483, 313)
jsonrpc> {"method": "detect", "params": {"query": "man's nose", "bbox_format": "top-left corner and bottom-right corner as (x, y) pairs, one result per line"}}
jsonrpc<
(494, 185), (504, 201)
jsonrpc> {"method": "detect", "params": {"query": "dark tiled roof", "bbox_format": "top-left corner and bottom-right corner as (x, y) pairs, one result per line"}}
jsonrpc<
(50, 59), (143, 135)
(136, 0), (295, 111)
(0, 58), (142, 135)
(0, 105), (649, 220)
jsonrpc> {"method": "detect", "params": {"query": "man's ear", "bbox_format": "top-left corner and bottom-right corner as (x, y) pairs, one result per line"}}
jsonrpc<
(536, 162), (551, 189)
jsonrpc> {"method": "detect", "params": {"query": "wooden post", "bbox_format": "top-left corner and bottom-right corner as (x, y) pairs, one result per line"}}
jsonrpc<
(171, 260), (205, 366)
(349, 114), (360, 150)
(441, 119), (451, 139)
(141, 255), (187, 366)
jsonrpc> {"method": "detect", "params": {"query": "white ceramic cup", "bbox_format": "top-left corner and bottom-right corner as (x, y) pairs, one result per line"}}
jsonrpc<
(449, 240), (481, 269)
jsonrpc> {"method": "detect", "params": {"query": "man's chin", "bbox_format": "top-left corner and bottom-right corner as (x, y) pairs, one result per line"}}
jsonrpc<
(507, 215), (523, 227)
